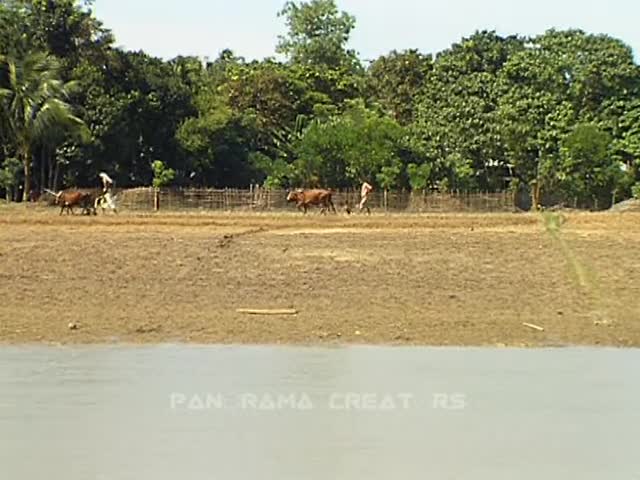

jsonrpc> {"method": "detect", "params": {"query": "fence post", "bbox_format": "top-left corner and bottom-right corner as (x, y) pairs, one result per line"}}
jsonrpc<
(384, 188), (388, 211)
(153, 187), (160, 211)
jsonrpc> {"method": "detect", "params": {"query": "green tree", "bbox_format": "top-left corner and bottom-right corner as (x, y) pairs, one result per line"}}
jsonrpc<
(0, 0), (113, 74)
(558, 123), (625, 207)
(497, 29), (640, 206)
(0, 156), (22, 201)
(71, 49), (195, 187)
(406, 162), (432, 191)
(366, 49), (433, 125)
(412, 31), (523, 192)
(25, 0), (113, 66)
(223, 60), (308, 155)
(216, 58), (364, 184)
(0, 51), (87, 200)
(376, 164), (402, 190)
(249, 152), (295, 188)
(292, 101), (404, 187)
(0, 0), (32, 56)
(176, 87), (257, 187)
(276, 0), (359, 71)
(151, 160), (176, 188)
(607, 98), (640, 187)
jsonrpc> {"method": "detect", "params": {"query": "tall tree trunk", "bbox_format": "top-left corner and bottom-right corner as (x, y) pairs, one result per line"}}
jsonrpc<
(48, 151), (54, 190)
(530, 180), (541, 211)
(22, 152), (31, 202)
(53, 156), (60, 192)
(39, 147), (46, 198)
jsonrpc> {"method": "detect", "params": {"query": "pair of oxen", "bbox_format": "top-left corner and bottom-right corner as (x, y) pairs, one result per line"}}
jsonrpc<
(44, 189), (117, 215)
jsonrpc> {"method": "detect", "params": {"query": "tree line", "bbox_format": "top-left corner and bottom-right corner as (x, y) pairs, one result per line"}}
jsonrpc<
(1, 0), (640, 209)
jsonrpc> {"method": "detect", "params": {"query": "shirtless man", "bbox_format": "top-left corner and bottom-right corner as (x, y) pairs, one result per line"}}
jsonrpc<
(359, 181), (373, 214)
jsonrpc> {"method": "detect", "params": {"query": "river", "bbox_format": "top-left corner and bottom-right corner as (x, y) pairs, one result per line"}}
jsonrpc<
(1, 345), (638, 479)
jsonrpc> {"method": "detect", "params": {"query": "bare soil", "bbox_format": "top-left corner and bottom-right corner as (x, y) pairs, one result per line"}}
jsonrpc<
(1, 204), (640, 347)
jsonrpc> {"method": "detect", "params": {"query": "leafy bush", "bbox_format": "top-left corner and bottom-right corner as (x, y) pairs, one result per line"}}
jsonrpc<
(151, 160), (176, 188)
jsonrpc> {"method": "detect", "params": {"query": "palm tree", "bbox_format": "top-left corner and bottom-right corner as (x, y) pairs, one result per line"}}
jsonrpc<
(0, 51), (88, 201)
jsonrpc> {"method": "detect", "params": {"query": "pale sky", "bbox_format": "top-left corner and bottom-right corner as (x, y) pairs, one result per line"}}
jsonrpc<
(92, 0), (640, 62)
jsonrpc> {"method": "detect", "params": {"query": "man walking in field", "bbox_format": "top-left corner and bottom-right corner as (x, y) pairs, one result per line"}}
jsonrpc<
(99, 172), (114, 193)
(97, 171), (117, 213)
(359, 181), (373, 214)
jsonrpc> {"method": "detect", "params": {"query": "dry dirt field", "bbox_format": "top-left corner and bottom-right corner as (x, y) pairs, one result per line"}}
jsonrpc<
(1, 204), (639, 347)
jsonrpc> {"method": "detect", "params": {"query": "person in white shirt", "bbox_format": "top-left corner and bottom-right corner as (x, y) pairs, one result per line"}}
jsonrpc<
(97, 172), (117, 213)
(98, 172), (114, 193)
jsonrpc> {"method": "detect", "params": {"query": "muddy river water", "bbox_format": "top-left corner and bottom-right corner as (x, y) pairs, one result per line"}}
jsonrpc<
(1, 345), (638, 479)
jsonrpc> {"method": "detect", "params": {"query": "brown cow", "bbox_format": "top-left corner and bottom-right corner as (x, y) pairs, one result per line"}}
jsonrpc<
(286, 188), (337, 214)
(45, 189), (96, 216)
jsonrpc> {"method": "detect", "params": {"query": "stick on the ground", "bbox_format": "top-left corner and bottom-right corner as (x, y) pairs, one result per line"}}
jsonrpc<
(522, 322), (544, 332)
(236, 308), (298, 315)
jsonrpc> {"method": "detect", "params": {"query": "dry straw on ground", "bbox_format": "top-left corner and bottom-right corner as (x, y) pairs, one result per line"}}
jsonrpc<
(1, 205), (639, 347)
